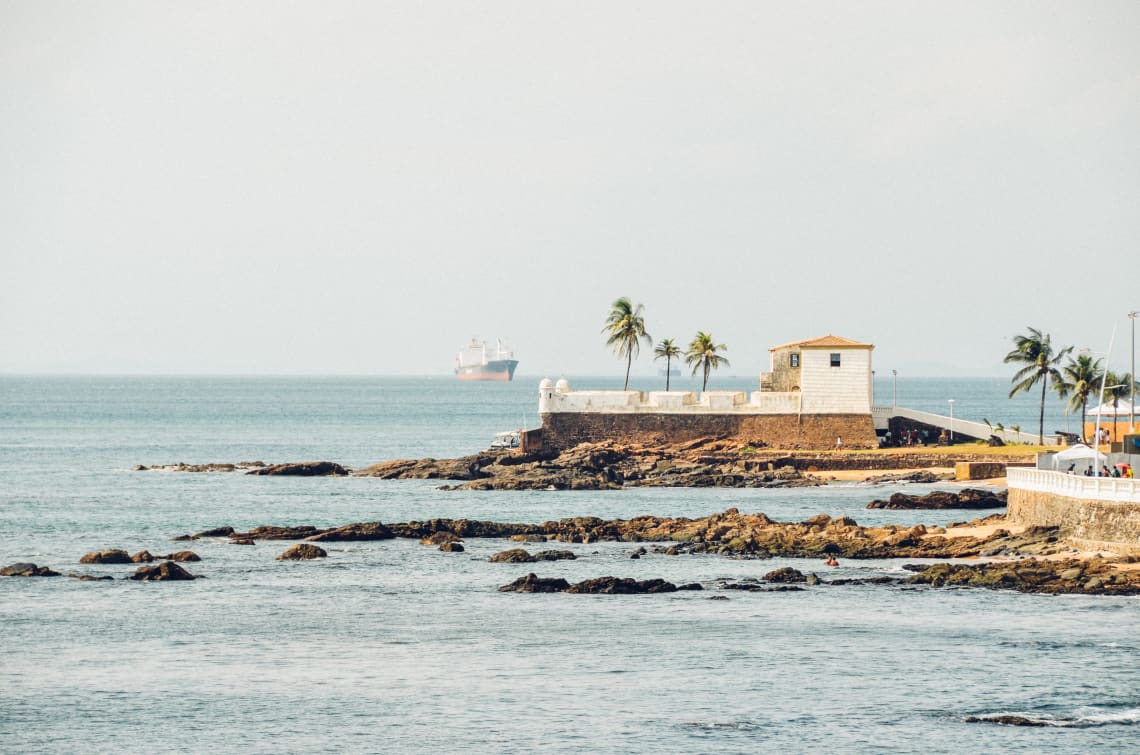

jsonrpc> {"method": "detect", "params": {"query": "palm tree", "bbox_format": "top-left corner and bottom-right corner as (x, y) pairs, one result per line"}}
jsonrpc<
(602, 297), (651, 390)
(653, 338), (681, 390)
(685, 332), (729, 392)
(1004, 327), (1072, 445)
(1054, 353), (1103, 442)
(1101, 371), (1136, 444)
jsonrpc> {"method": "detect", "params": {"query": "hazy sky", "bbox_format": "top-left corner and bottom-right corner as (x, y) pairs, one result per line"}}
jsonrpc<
(2, 1), (1138, 377)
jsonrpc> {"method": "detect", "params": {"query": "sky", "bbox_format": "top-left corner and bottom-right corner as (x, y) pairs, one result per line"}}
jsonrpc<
(2, 1), (1138, 378)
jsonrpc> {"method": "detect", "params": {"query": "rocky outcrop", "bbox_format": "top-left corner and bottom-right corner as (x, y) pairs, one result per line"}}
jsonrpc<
(489, 548), (577, 563)
(246, 461), (350, 477)
(354, 439), (826, 490)
(276, 544), (328, 560)
(862, 470), (949, 484)
(903, 558), (1140, 595)
(566, 577), (678, 594)
(129, 562), (197, 581)
(305, 522), (394, 542)
(498, 573), (572, 593)
(79, 549), (133, 564)
(217, 509), (1070, 560)
(762, 567), (807, 583)
(2, 562), (61, 577)
(438, 542), (465, 552)
(867, 489), (1007, 510)
(135, 462), (266, 473)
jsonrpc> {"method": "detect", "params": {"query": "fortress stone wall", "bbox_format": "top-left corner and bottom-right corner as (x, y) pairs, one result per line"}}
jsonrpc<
(539, 411), (878, 452)
(1006, 469), (1140, 555)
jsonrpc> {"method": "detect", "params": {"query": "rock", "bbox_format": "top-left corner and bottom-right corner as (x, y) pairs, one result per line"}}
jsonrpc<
(231, 525), (322, 541)
(963, 715), (1049, 727)
(276, 544), (328, 561)
(498, 573), (571, 592)
(566, 577), (677, 594)
(420, 531), (462, 545)
(246, 461), (350, 476)
(131, 551), (155, 563)
(510, 534), (547, 543)
(533, 550), (577, 561)
(306, 522), (393, 542)
(490, 548), (537, 563)
(867, 489), (1006, 510)
(230, 538), (256, 545)
(79, 549), (132, 565)
(69, 573), (113, 581)
(129, 562), (197, 581)
(438, 542), (465, 552)
(194, 526), (235, 538)
(677, 583), (704, 590)
(160, 551), (201, 562)
(763, 567), (807, 583)
(1, 562), (61, 577)
(1059, 567), (1082, 581)
(806, 573), (820, 586)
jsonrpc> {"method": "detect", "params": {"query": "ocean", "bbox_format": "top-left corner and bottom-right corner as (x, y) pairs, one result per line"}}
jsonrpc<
(1, 375), (1137, 753)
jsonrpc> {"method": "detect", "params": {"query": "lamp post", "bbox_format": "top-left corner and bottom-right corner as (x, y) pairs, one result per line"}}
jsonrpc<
(948, 399), (955, 443)
(892, 369), (897, 411)
(1130, 310), (1137, 434)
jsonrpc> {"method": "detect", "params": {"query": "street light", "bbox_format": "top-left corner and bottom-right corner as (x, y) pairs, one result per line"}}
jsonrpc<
(948, 399), (955, 443)
(1129, 310), (1138, 434)
(892, 369), (897, 411)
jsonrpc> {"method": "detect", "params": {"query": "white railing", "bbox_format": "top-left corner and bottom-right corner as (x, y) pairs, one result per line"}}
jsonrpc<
(1007, 467), (1140, 503)
(874, 406), (1059, 445)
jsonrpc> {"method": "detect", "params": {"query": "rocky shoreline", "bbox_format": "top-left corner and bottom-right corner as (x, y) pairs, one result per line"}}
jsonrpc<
(7, 507), (1139, 594)
(134, 436), (1028, 489)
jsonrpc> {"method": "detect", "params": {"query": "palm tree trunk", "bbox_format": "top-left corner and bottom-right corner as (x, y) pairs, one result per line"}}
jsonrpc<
(702, 362), (710, 392)
(1081, 399), (1087, 443)
(624, 352), (632, 391)
(665, 356), (671, 391)
(1038, 375), (1046, 445)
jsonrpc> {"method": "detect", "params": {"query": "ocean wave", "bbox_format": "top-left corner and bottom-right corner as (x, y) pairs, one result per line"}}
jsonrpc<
(965, 706), (1140, 728)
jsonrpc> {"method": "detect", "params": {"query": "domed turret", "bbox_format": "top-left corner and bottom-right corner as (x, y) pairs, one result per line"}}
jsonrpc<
(555, 378), (571, 393)
(538, 378), (555, 413)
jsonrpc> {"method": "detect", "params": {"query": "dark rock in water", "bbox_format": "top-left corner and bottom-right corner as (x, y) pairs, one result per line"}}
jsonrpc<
(194, 526), (235, 539)
(68, 573), (113, 581)
(246, 461), (350, 477)
(2, 562), (61, 577)
(438, 542), (465, 552)
(276, 544), (328, 561)
(533, 550), (577, 562)
(130, 561), (197, 581)
(231, 525), (322, 541)
(867, 489), (1007, 510)
(131, 551), (155, 563)
(498, 573), (571, 592)
(510, 534), (547, 543)
(490, 548), (537, 563)
(230, 538), (256, 546)
(165, 551), (201, 562)
(806, 573), (820, 586)
(420, 531), (462, 545)
(963, 715), (1050, 727)
(763, 567), (807, 583)
(677, 583), (704, 591)
(862, 470), (946, 484)
(306, 522), (393, 542)
(80, 549), (132, 565)
(566, 576), (678, 594)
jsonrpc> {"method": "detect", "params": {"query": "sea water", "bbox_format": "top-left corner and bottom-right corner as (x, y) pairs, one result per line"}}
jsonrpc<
(1, 375), (1137, 753)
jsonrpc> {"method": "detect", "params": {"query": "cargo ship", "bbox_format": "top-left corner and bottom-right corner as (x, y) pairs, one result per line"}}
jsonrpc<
(455, 338), (519, 381)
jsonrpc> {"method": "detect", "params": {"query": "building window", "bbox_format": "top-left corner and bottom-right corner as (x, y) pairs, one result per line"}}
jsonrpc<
(830, 353), (841, 367)
(789, 353), (800, 368)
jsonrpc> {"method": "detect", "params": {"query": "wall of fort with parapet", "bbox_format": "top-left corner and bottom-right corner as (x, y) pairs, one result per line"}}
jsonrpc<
(1007, 469), (1140, 555)
(539, 411), (878, 452)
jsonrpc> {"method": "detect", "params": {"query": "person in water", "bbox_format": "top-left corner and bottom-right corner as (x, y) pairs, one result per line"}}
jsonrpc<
(824, 555), (839, 567)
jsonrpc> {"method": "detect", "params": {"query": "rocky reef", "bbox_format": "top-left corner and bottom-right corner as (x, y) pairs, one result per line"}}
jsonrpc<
(866, 489), (1007, 510)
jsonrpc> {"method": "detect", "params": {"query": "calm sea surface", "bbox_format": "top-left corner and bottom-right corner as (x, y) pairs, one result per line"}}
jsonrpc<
(1, 375), (1136, 753)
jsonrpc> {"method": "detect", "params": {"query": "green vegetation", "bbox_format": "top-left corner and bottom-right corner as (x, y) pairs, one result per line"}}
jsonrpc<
(602, 297), (651, 391)
(1004, 327), (1072, 445)
(1054, 353), (1103, 441)
(1101, 370), (1136, 442)
(653, 338), (681, 391)
(685, 332), (730, 392)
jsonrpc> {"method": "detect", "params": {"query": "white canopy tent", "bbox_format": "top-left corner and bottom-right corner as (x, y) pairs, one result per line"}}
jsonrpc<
(1086, 400), (1134, 417)
(1050, 443), (1107, 474)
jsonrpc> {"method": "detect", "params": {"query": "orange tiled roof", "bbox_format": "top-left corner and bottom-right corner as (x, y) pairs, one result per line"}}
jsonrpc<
(768, 334), (874, 351)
